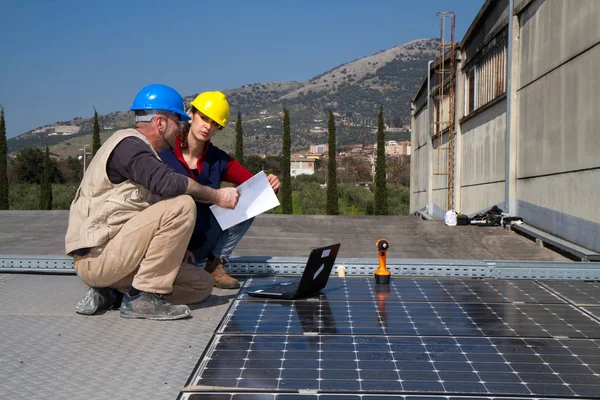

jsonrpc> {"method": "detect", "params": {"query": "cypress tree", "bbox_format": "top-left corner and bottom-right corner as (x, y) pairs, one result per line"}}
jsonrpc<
(326, 109), (339, 215)
(374, 105), (388, 215)
(0, 106), (8, 209)
(92, 107), (101, 156)
(281, 107), (293, 214)
(235, 112), (244, 162)
(39, 146), (53, 210)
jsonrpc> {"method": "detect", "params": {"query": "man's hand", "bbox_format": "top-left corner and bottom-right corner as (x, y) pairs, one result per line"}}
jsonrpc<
(215, 187), (239, 209)
(267, 174), (281, 193)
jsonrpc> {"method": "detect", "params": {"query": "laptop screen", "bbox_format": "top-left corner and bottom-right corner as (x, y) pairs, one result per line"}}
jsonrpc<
(296, 243), (341, 297)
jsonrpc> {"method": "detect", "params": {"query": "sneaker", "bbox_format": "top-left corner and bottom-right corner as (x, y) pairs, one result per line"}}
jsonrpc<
(205, 257), (240, 289)
(120, 291), (191, 320)
(75, 287), (123, 315)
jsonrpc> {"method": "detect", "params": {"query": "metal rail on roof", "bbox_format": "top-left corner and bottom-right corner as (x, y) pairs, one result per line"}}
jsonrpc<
(1, 255), (599, 280)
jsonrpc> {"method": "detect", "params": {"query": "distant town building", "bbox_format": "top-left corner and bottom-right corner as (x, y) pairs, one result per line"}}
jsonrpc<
(340, 144), (363, 153)
(291, 158), (315, 177)
(309, 144), (329, 154)
(43, 125), (81, 136)
(385, 140), (411, 156)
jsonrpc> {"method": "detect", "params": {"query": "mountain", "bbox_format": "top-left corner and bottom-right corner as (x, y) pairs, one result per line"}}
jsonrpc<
(7, 38), (438, 157)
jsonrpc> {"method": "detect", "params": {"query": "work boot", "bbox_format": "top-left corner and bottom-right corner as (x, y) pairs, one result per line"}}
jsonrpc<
(205, 256), (240, 289)
(75, 287), (123, 315)
(120, 291), (191, 320)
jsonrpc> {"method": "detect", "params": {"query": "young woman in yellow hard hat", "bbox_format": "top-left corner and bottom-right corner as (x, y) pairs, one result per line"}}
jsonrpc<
(160, 91), (280, 289)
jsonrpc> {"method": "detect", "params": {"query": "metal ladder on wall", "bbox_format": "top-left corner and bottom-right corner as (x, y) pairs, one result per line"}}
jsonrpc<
(432, 11), (456, 211)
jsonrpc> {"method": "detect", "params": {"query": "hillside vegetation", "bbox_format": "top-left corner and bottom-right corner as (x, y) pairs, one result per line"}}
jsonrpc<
(8, 38), (437, 157)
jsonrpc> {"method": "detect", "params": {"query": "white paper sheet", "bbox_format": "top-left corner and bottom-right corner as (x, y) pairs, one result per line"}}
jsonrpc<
(210, 171), (280, 230)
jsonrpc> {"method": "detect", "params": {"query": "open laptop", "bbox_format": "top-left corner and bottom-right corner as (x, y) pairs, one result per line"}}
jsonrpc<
(247, 243), (341, 300)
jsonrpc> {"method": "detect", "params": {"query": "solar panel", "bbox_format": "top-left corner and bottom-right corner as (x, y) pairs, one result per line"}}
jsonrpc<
(183, 277), (600, 399)
(181, 394), (562, 399)
(583, 307), (600, 320)
(539, 281), (600, 306)
(190, 334), (600, 397)
(242, 277), (566, 304)
(219, 299), (599, 338)
(181, 394), (560, 399)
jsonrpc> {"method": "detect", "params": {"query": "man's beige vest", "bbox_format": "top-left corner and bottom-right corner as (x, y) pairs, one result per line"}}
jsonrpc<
(65, 129), (162, 255)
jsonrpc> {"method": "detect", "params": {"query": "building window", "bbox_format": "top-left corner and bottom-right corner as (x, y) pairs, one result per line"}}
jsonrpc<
(465, 39), (507, 114)
(467, 69), (475, 113)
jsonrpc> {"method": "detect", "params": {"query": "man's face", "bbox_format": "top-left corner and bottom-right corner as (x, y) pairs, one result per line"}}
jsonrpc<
(161, 112), (182, 149)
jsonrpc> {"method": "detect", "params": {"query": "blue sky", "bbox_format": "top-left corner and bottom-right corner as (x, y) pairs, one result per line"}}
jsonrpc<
(0, 0), (484, 139)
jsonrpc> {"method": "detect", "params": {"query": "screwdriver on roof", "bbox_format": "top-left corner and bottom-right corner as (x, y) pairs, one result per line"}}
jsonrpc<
(374, 238), (391, 285)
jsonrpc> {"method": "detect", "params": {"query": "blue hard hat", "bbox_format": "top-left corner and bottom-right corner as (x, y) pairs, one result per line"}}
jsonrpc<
(130, 84), (191, 121)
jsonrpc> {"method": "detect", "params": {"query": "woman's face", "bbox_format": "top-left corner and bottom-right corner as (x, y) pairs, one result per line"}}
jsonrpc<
(189, 110), (220, 144)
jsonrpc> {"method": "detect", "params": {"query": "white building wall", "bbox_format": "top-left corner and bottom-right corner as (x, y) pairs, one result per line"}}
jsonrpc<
(518, 0), (600, 88)
(459, 99), (507, 214)
(431, 133), (450, 218)
(290, 160), (315, 177)
(291, 168), (314, 177)
(515, 0), (600, 251)
(410, 108), (429, 212)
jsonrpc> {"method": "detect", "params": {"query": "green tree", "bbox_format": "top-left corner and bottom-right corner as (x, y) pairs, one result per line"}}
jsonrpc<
(0, 106), (8, 209)
(15, 148), (45, 183)
(92, 107), (101, 156)
(235, 112), (244, 162)
(387, 184), (410, 215)
(280, 107), (293, 214)
(298, 182), (326, 215)
(39, 146), (53, 210)
(14, 148), (64, 184)
(245, 155), (264, 174)
(326, 109), (339, 215)
(65, 156), (83, 182)
(245, 155), (282, 176)
(374, 105), (388, 215)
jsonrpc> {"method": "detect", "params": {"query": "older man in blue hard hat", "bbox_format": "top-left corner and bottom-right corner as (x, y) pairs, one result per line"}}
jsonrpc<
(65, 84), (240, 320)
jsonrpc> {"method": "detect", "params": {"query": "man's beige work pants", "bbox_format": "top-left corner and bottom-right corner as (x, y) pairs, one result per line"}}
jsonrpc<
(74, 195), (213, 305)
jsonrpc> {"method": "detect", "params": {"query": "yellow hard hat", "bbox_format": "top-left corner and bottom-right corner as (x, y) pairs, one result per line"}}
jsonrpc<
(189, 91), (230, 128)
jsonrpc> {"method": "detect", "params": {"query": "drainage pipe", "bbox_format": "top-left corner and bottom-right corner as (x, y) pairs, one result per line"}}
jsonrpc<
(505, 0), (514, 214)
(427, 59), (434, 215)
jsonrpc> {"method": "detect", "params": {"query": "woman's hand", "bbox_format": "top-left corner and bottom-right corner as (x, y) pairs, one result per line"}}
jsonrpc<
(267, 174), (281, 193)
(183, 250), (195, 264)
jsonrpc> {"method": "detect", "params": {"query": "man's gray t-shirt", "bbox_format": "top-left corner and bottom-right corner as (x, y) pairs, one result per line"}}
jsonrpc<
(106, 137), (187, 197)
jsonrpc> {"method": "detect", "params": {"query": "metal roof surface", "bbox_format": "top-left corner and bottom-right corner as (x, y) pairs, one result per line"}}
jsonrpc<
(3, 212), (599, 399)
